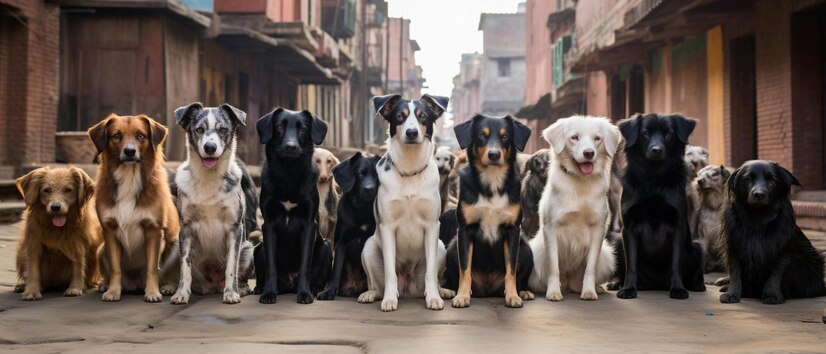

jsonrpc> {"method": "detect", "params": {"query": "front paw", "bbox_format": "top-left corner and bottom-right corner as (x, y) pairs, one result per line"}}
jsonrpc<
(606, 281), (621, 291)
(259, 291), (277, 304)
(519, 290), (535, 300)
(439, 287), (456, 299)
(358, 290), (380, 303)
(21, 291), (43, 301)
(253, 285), (263, 295)
(505, 294), (523, 308)
(669, 288), (689, 299)
(223, 291), (242, 304)
(160, 285), (177, 296)
(297, 291), (314, 304)
(13, 284), (24, 293)
(317, 289), (336, 301)
(617, 287), (637, 299)
(102, 288), (122, 302)
(452, 293), (471, 308)
(713, 276), (730, 287)
(144, 290), (163, 303)
(719, 292), (740, 303)
(381, 296), (398, 312)
(170, 291), (190, 305)
(64, 287), (83, 297)
(545, 290), (564, 302)
(580, 288), (599, 301)
(426, 293), (444, 310)
(762, 293), (785, 305)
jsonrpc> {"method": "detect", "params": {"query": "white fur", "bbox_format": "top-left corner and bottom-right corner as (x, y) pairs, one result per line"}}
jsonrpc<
(530, 116), (620, 301)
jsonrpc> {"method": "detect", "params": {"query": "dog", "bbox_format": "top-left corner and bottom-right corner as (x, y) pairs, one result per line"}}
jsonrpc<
(720, 160), (826, 304)
(255, 108), (332, 304)
(448, 151), (468, 199)
(434, 146), (457, 213)
(694, 165), (730, 274)
(520, 149), (549, 239)
(14, 166), (102, 300)
(168, 103), (257, 305)
(685, 145), (709, 239)
(445, 114), (535, 308)
(528, 116), (619, 301)
(317, 152), (381, 300)
(438, 208), (459, 246)
(614, 113), (706, 299)
(314, 148), (340, 244)
(358, 93), (454, 311)
(88, 114), (180, 302)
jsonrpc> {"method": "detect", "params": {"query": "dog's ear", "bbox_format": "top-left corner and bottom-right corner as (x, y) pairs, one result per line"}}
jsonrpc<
(719, 165), (731, 180)
(505, 115), (531, 152)
(603, 122), (622, 158)
(773, 162), (802, 189)
(333, 152), (359, 193)
(453, 115), (479, 150)
(71, 166), (95, 209)
(421, 94), (449, 119)
(301, 110), (328, 145)
(139, 115), (168, 151)
(174, 102), (203, 129)
(542, 118), (567, 154)
(88, 115), (114, 154)
(16, 169), (46, 207)
(221, 103), (247, 127)
(618, 114), (642, 148)
(257, 108), (283, 145)
(373, 94), (402, 118)
(727, 165), (743, 193)
(672, 114), (696, 144)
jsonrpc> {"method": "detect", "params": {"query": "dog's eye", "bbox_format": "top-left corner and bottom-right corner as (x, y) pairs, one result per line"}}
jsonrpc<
(42, 187), (52, 194)
(276, 124), (285, 132)
(136, 132), (145, 141)
(219, 127), (229, 134)
(418, 113), (426, 119)
(64, 187), (73, 194)
(478, 133), (486, 140)
(396, 113), (405, 121)
(501, 133), (509, 141)
(299, 127), (307, 135)
(571, 135), (579, 141)
(642, 131), (650, 138)
(665, 133), (673, 139)
(327, 159), (332, 164)
(594, 136), (601, 142)
(196, 127), (205, 135)
(113, 133), (123, 140)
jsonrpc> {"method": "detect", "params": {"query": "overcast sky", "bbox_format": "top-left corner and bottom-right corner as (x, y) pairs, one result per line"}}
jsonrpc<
(386, 0), (524, 98)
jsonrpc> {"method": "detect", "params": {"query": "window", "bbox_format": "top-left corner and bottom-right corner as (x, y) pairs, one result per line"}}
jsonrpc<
(497, 58), (511, 77)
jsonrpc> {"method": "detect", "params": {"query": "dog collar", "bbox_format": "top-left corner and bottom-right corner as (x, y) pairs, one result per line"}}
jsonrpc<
(389, 156), (429, 177)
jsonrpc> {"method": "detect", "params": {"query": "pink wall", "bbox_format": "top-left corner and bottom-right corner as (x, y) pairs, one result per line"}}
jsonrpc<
(524, 0), (554, 106)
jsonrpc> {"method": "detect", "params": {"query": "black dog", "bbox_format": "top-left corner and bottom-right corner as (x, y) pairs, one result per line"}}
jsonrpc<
(317, 152), (381, 300)
(255, 108), (332, 304)
(446, 114), (534, 308)
(720, 160), (826, 304)
(439, 208), (459, 246)
(520, 149), (549, 239)
(615, 113), (706, 299)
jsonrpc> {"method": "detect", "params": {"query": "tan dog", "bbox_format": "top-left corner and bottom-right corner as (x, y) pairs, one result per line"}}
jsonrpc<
(88, 114), (180, 302)
(694, 165), (730, 275)
(313, 148), (340, 244)
(685, 145), (709, 239)
(15, 166), (103, 300)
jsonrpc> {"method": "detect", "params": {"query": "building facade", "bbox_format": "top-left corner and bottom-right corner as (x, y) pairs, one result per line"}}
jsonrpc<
(478, 10), (526, 117)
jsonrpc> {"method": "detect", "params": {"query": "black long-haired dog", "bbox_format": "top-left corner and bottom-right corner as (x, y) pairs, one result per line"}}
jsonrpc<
(445, 114), (535, 308)
(317, 152), (381, 300)
(615, 113), (706, 299)
(720, 160), (826, 304)
(255, 108), (332, 304)
(520, 149), (549, 239)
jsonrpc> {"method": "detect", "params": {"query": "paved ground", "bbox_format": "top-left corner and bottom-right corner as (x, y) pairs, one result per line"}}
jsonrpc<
(1, 222), (825, 353)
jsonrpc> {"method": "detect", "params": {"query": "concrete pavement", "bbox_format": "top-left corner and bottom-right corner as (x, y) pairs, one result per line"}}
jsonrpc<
(1, 221), (825, 352)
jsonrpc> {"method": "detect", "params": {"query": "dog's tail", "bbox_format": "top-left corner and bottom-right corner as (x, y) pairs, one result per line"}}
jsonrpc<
(598, 238), (618, 286)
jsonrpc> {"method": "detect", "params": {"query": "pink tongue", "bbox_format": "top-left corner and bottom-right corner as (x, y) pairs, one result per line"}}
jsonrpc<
(579, 162), (594, 175)
(52, 215), (67, 227)
(202, 158), (219, 168)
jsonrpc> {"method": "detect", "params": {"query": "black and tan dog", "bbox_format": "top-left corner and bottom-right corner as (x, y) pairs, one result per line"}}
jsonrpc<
(445, 114), (535, 308)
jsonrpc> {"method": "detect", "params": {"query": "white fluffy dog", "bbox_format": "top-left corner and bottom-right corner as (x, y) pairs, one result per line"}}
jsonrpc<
(529, 115), (620, 301)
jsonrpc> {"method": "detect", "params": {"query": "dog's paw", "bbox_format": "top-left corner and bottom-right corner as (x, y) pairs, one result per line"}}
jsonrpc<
(381, 297), (398, 312)
(439, 287), (456, 299)
(617, 288), (637, 299)
(144, 291), (163, 303)
(451, 293), (471, 308)
(519, 290), (535, 301)
(64, 287), (83, 297)
(426, 294), (444, 311)
(102, 288), (121, 302)
(317, 289), (336, 301)
(669, 288), (689, 299)
(160, 285), (177, 296)
(761, 294), (785, 305)
(238, 285), (253, 297)
(297, 291), (314, 304)
(357, 290), (379, 304)
(713, 277), (730, 287)
(606, 281), (621, 291)
(13, 284), (24, 293)
(223, 291), (242, 304)
(98, 283), (108, 293)
(259, 292), (277, 304)
(21, 291), (43, 301)
(253, 286), (263, 295)
(719, 292), (740, 303)
(545, 290), (564, 302)
(596, 285), (606, 294)
(580, 289), (599, 301)
(505, 294), (523, 308)
(170, 291), (190, 305)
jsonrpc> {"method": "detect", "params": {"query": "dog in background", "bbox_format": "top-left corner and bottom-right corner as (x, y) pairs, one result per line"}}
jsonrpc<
(529, 116), (619, 301)
(685, 145), (709, 239)
(434, 146), (457, 212)
(313, 148), (340, 244)
(255, 108), (332, 304)
(15, 166), (102, 300)
(317, 152), (381, 300)
(720, 160), (826, 304)
(169, 103), (257, 305)
(449, 151), (468, 199)
(694, 165), (730, 274)
(88, 114), (180, 302)
(615, 113), (706, 300)
(359, 94), (454, 311)
(520, 149), (549, 239)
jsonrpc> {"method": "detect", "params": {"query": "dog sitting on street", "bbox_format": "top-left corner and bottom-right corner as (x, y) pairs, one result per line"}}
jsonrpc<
(693, 165), (730, 274)
(434, 146), (457, 213)
(313, 148), (340, 244)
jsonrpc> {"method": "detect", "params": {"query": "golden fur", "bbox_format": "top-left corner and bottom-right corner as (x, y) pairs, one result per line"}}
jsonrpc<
(15, 166), (102, 300)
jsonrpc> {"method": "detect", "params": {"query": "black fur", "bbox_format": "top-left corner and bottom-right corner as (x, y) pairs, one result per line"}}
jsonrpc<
(720, 160), (826, 304)
(439, 208), (458, 246)
(316, 152), (381, 300)
(615, 113), (706, 299)
(520, 149), (549, 239)
(254, 108), (332, 304)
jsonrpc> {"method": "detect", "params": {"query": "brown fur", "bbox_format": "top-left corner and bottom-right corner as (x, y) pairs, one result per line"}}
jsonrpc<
(15, 166), (103, 300)
(88, 114), (180, 302)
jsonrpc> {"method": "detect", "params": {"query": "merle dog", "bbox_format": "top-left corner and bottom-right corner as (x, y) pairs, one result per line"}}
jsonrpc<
(520, 149), (549, 239)
(615, 113), (706, 299)
(316, 152), (381, 300)
(720, 160), (826, 304)
(255, 108), (332, 304)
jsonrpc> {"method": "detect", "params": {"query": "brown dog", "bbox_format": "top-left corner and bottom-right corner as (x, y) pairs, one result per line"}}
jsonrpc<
(15, 166), (102, 300)
(88, 114), (180, 302)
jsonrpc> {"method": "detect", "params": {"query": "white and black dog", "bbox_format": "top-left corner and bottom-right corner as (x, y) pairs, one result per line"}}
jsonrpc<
(358, 94), (456, 311)
(169, 102), (257, 304)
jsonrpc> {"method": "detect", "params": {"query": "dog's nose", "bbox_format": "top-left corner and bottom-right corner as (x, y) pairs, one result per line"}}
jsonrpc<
(50, 203), (61, 212)
(318, 175), (329, 183)
(488, 150), (501, 161)
(363, 186), (377, 195)
(752, 190), (767, 201)
(583, 149), (595, 160)
(405, 128), (419, 139)
(123, 147), (136, 157)
(698, 179), (706, 187)
(649, 146), (663, 156)
(203, 142), (217, 155)
(284, 143), (299, 153)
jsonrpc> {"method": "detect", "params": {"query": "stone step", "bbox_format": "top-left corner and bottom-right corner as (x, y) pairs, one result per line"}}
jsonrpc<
(0, 202), (24, 224)
(793, 200), (826, 232)
(0, 179), (20, 201)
